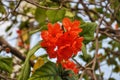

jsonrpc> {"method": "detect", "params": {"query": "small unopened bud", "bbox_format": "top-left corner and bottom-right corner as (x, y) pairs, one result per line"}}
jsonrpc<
(5, 47), (10, 53)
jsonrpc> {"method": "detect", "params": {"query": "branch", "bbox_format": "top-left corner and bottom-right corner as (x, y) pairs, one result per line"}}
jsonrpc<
(0, 36), (34, 67)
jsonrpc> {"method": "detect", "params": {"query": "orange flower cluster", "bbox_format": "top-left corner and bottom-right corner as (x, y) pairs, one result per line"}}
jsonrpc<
(61, 60), (79, 74)
(41, 18), (83, 74)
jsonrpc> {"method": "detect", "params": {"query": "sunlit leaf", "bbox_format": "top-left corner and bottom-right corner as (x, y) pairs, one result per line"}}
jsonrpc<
(30, 55), (37, 60)
(35, 8), (46, 24)
(46, 9), (65, 23)
(33, 57), (44, 72)
(65, 10), (74, 17)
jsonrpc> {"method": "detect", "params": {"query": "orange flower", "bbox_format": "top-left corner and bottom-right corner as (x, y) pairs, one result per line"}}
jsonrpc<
(41, 23), (63, 58)
(62, 18), (82, 35)
(57, 44), (73, 62)
(57, 32), (77, 46)
(41, 18), (83, 62)
(72, 37), (83, 55)
(16, 29), (22, 36)
(61, 60), (79, 74)
(56, 32), (83, 62)
(41, 23), (63, 43)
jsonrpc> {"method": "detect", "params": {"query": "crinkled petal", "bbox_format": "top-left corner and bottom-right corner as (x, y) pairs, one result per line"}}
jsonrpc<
(47, 47), (57, 58)
(72, 20), (80, 28)
(72, 37), (84, 55)
(61, 60), (79, 74)
(41, 31), (49, 41)
(57, 44), (73, 61)
(62, 18), (71, 31)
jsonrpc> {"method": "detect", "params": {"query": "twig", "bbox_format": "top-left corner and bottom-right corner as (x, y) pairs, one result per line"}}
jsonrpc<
(24, 0), (63, 10)
(0, 74), (16, 80)
(91, 10), (105, 80)
(0, 0), (22, 22)
(79, 70), (85, 80)
(13, 0), (22, 12)
(72, 57), (85, 69)
(97, 60), (104, 80)
(72, 57), (95, 80)
(99, 31), (120, 43)
(79, 0), (94, 21)
(92, 16), (104, 68)
(85, 59), (94, 67)
(0, 74), (8, 80)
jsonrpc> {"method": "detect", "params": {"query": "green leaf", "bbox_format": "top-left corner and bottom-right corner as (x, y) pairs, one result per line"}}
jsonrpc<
(108, 77), (115, 80)
(95, 7), (103, 13)
(0, 57), (13, 73)
(46, 9), (65, 23)
(89, 0), (95, 3)
(0, 5), (6, 14)
(81, 43), (91, 62)
(99, 35), (107, 41)
(18, 61), (30, 80)
(107, 57), (118, 66)
(29, 61), (62, 80)
(35, 8), (46, 24)
(65, 10), (74, 17)
(113, 65), (120, 73)
(80, 22), (97, 44)
(19, 21), (29, 29)
(5, 25), (12, 32)
(18, 43), (40, 80)
(81, 43), (89, 59)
